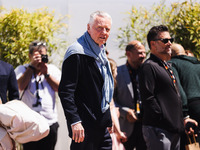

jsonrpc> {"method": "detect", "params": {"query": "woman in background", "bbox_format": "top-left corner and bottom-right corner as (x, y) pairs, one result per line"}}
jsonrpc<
(108, 58), (127, 150)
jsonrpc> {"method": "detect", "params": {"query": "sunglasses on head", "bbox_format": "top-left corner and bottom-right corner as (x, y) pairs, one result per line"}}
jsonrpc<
(153, 38), (174, 44)
(33, 42), (46, 46)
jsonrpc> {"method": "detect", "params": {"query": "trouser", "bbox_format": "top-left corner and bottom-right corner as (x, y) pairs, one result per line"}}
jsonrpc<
(123, 122), (147, 150)
(70, 127), (112, 150)
(142, 126), (180, 150)
(23, 122), (59, 150)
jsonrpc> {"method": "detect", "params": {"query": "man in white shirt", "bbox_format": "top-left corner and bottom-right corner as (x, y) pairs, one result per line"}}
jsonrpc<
(15, 40), (61, 150)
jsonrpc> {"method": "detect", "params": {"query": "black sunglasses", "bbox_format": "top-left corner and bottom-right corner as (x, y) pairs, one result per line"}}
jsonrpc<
(33, 42), (46, 46)
(153, 38), (174, 44)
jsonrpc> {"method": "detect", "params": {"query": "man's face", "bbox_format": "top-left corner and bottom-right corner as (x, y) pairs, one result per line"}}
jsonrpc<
(127, 44), (146, 68)
(153, 31), (172, 56)
(29, 47), (47, 63)
(87, 15), (111, 46)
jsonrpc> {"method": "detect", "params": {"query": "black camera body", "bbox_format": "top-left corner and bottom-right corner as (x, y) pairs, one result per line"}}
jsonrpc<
(41, 54), (48, 63)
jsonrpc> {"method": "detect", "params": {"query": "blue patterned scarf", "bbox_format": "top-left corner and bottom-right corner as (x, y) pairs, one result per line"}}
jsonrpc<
(64, 32), (114, 113)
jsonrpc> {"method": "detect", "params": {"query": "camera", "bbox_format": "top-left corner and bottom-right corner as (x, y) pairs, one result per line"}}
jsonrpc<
(41, 54), (48, 63)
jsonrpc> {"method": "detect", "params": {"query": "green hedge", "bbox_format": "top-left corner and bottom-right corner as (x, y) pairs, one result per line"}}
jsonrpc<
(0, 7), (68, 68)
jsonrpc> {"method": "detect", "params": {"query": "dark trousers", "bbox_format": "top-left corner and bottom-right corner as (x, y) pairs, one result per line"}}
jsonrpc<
(70, 128), (112, 150)
(143, 126), (180, 150)
(23, 122), (59, 150)
(123, 122), (147, 150)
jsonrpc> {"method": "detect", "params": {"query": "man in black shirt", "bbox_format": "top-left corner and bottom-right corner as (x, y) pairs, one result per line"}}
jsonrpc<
(138, 25), (184, 150)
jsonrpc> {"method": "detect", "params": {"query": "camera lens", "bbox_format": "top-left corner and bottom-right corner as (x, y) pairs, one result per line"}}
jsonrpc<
(41, 54), (48, 63)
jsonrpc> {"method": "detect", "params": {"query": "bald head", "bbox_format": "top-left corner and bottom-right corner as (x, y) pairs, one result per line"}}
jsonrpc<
(125, 40), (146, 69)
(171, 43), (186, 57)
(125, 40), (145, 52)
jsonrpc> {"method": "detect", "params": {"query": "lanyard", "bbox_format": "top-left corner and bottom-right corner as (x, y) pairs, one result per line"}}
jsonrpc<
(162, 61), (180, 96)
(126, 62), (139, 100)
(126, 62), (142, 117)
(32, 76), (42, 107)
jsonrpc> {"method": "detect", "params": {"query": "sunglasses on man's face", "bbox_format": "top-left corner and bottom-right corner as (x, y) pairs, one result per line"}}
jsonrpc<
(153, 38), (174, 44)
(33, 42), (46, 46)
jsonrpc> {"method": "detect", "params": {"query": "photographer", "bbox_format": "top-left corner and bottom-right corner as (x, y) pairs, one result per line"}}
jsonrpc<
(15, 40), (61, 150)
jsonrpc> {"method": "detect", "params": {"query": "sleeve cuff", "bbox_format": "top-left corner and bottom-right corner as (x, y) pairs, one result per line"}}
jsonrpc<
(183, 115), (190, 120)
(71, 121), (82, 126)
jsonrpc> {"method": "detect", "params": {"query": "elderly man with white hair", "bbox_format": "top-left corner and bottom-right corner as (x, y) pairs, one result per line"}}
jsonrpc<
(59, 11), (114, 150)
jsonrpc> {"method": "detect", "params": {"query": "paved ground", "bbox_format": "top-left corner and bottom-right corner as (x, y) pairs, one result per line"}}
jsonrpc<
(55, 98), (71, 150)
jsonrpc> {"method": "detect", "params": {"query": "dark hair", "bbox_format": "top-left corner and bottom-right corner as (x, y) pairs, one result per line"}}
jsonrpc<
(125, 44), (135, 51)
(108, 58), (117, 88)
(29, 40), (46, 54)
(147, 25), (169, 49)
(38, 45), (47, 51)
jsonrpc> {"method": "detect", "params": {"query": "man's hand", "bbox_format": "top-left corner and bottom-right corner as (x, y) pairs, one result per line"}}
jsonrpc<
(126, 109), (138, 123)
(116, 131), (127, 143)
(184, 118), (198, 135)
(71, 122), (85, 143)
(30, 51), (42, 70)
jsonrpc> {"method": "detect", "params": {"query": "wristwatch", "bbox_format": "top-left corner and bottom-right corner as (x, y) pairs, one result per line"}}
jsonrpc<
(44, 73), (50, 79)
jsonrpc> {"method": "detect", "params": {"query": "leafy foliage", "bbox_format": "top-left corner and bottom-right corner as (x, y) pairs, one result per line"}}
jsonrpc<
(117, 0), (200, 58)
(0, 7), (68, 68)
(169, 1), (200, 58)
(117, 0), (171, 51)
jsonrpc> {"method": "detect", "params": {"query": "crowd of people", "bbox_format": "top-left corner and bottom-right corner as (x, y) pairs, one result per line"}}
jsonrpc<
(0, 10), (200, 150)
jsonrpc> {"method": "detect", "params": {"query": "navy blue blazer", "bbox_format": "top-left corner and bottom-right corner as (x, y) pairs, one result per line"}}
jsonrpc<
(58, 54), (112, 138)
(0, 60), (19, 103)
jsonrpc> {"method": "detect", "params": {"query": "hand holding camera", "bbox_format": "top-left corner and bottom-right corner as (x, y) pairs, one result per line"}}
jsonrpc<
(31, 51), (48, 68)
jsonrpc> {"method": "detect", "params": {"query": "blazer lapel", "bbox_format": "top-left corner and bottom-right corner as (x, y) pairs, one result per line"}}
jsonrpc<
(122, 65), (134, 98)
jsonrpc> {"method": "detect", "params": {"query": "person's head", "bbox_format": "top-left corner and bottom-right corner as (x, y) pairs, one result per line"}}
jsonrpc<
(29, 40), (48, 63)
(185, 49), (194, 57)
(108, 58), (117, 87)
(87, 11), (112, 46)
(171, 43), (186, 57)
(125, 40), (146, 69)
(147, 25), (173, 60)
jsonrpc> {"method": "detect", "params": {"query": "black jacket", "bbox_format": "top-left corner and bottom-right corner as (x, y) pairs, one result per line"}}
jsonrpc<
(58, 54), (112, 138)
(138, 54), (184, 133)
(0, 60), (19, 103)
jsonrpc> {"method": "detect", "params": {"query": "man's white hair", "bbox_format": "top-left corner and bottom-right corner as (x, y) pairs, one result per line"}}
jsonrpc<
(88, 11), (112, 26)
